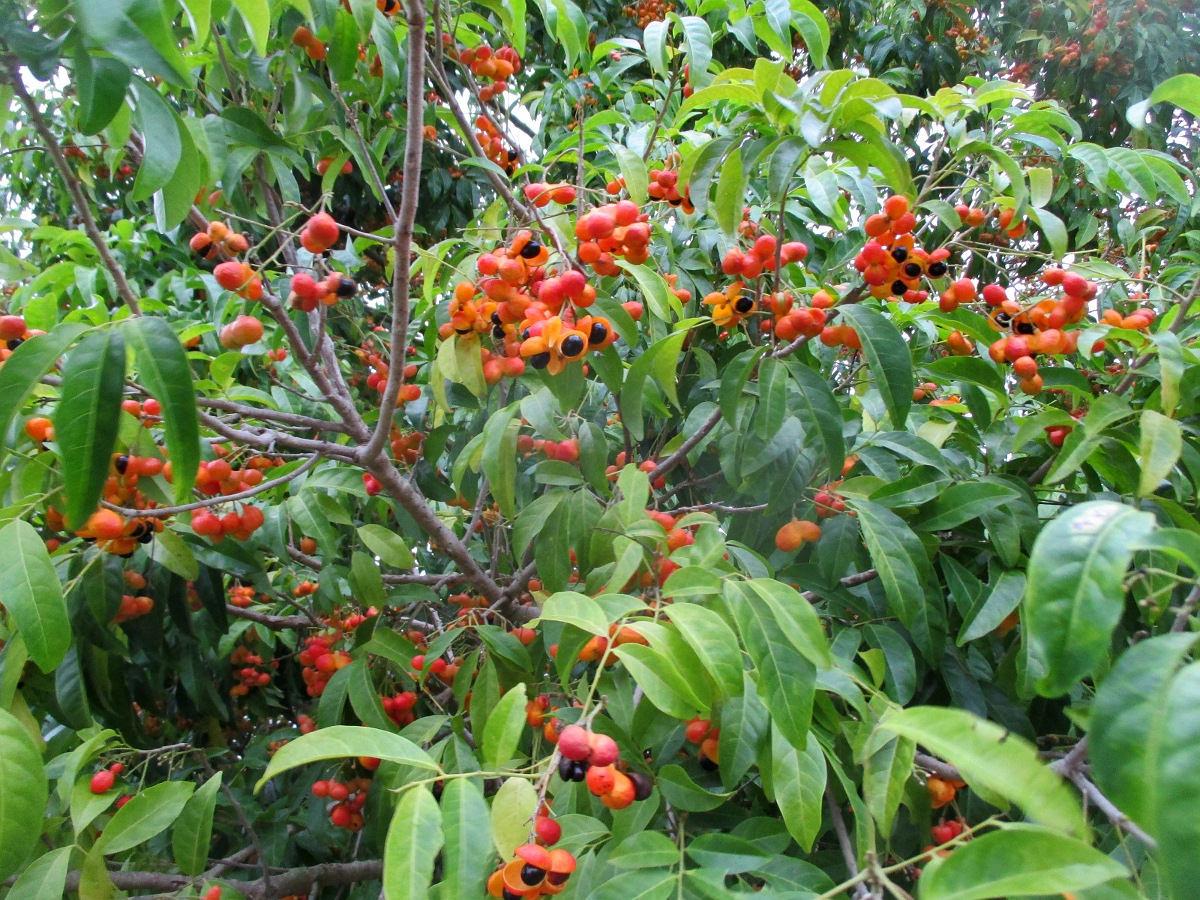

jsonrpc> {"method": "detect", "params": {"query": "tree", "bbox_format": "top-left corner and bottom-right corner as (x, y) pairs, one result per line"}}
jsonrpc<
(0, 0), (1198, 897)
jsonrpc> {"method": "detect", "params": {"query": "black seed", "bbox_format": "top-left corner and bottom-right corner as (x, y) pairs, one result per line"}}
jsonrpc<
(557, 756), (574, 780)
(699, 755), (718, 771)
(643, 748), (653, 760)
(530, 352), (551, 370)
(629, 772), (653, 800)
(493, 326), (506, 339)
(928, 261), (948, 277)
(560, 334), (585, 358)
(734, 297), (754, 314)
(137, 531), (154, 544)
(503, 890), (525, 900)
(520, 864), (546, 886)
(547, 872), (571, 886)
(568, 761), (588, 781)
(7, 338), (22, 350)
(1017, 321), (1035, 335)
(891, 247), (908, 262)
(519, 240), (543, 260)
(667, 197), (682, 206)
(891, 280), (908, 296)
(491, 312), (503, 325)
(994, 312), (1012, 327)
(115, 455), (130, 474)
(521, 329), (531, 340)
(336, 277), (357, 298)
(588, 322), (608, 345)
(455, 327), (473, 335)
(904, 262), (923, 278)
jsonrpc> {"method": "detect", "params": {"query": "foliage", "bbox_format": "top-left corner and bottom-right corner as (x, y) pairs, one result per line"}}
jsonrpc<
(0, 0), (1198, 898)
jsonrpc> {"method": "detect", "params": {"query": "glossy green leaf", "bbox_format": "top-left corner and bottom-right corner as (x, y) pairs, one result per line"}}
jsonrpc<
(713, 146), (745, 236)
(918, 826), (1127, 900)
(539, 591), (610, 636)
(1129, 74), (1200, 127)
(384, 786), (443, 900)
(1138, 409), (1181, 497)
(256, 726), (438, 791)
(916, 481), (1020, 531)
(94, 780), (194, 854)
(124, 317), (199, 504)
(1025, 501), (1156, 696)
(439, 778), (493, 897)
(771, 723), (825, 851)
(172, 772), (222, 875)
(0, 520), (69, 673)
(0, 708), (48, 881)
(74, 49), (131, 135)
(7, 845), (72, 900)
(490, 776), (538, 859)
(837, 304), (913, 427)
(863, 732), (914, 834)
(686, 832), (770, 873)
(742, 578), (833, 669)
(665, 602), (744, 699)
(129, 80), (182, 203)
(1091, 633), (1200, 900)
(788, 362), (845, 478)
(358, 524), (415, 568)
(614, 643), (707, 718)
(482, 682), (527, 769)
(790, 0), (830, 67)
(657, 764), (734, 812)
(878, 706), (1084, 837)
(56, 327), (126, 528)
(481, 402), (521, 519)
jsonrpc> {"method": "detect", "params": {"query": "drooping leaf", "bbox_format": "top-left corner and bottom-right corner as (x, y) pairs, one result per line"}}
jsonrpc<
(438, 778), (493, 897)
(0, 708), (48, 881)
(94, 781), (195, 854)
(172, 771), (222, 875)
(0, 520), (69, 673)
(256, 726), (438, 791)
(771, 724), (825, 851)
(837, 305), (912, 427)
(383, 786), (443, 900)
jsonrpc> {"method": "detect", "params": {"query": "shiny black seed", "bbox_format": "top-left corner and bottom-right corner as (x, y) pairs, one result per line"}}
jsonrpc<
(891, 247), (908, 262)
(530, 352), (551, 370)
(588, 322), (608, 345)
(7, 338), (22, 350)
(520, 864), (546, 886)
(629, 772), (653, 800)
(137, 530), (154, 544)
(557, 756), (574, 780)
(560, 334), (585, 358)
(519, 240), (543, 260)
(891, 280), (908, 296)
(115, 455), (130, 474)
(547, 873), (571, 886)
(336, 277), (357, 297)
(699, 755), (718, 771)
(568, 761), (588, 781)
(503, 890), (525, 900)
(455, 327), (473, 335)
(492, 312), (503, 325)
(994, 312), (1012, 327)
(928, 261), (948, 277)
(493, 325), (506, 339)
(1017, 321), (1035, 335)
(521, 329), (531, 340)
(904, 262), (923, 278)
(734, 297), (754, 314)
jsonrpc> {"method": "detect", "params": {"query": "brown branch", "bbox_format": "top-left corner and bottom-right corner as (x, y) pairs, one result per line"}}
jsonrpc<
(361, 0), (426, 462)
(825, 784), (871, 900)
(226, 604), (315, 631)
(6, 73), (143, 315)
(1169, 583), (1200, 632)
(198, 398), (350, 433)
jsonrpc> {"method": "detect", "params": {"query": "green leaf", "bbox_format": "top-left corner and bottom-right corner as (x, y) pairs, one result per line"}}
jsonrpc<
(384, 786), (443, 900)
(124, 317), (199, 504)
(771, 723), (825, 851)
(863, 733), (914, 834)
(327, 9), (361, 83)
(643, 20), (669, 79)
(878, 706), (1085, 837)
(788, 362), (845, 478)
(726, 582), (815, 748)
(665, 603), (743, 699)
(686, 832), (771, 873)
(714, 146), (745, 237)
(918, 826), (1127, 900)
(7, 846), (72, 900)
(755, 356), (789, 440)
(836, 305), (912, 427)
(1138, 409), (1181, 498)
(172, 772), (222, 875)
(0, 324), (89, 447)
(129, 80), (182, 203)
(1025, 501), (1156, 696)
(0, 520), (69, 673)
(614, 643), (706, 718)
(539, 591), (610, 636)
(0, 708), (48, 881)
(610, 831), (679, 868)
(74, 49), (131, 135)
(350, 551), (387, 609)
(1128, 74), (1200, 127)
(676, 15), (713, 87)
(854, 500), (944, 663)
(790, 0), (830, 67)
(56, 327), (126, 528)
(742, 578), (833, 669)
(94, 781), (194, 854)
(358, 524), (415, 568)
(489, 776), (538, 859)
(586, 869), (675, 900)
(439, 778), (493, 897)
(256, 726), (438, 791)
(482, 683), (527, 769)
(657, 764), (734, 811)
(958, 571), (1024, 645)
(720, 346), (767, 428)
(717, 678), (769, 790)
(1044, 393), (1135, 484)
(481, 402), (521, 519)
(612, 145), (649, 207)
(916, 481), (1020, 531)
(1090, 633), (1200, 900)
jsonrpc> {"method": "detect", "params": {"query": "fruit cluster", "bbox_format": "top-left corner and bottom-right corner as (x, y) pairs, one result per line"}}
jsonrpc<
(645, 167), (694, 212)
(114, 593), (154, 624)
(89, 762), (125, 794)
(926, 774), (967, 809)
(774, 518), (821, 553)
(292, 26), (326, 61)
(358, 340), (422, 403)
(476, 116), (521, 173)
(190, 504), (265, 541)
(381, 690), (418, 728)
(228, 585), (257, 608)
(555, 724), (652, 810)
(574, 200), (651, 272)
(767, 288), (834, 341)
(230, 644), (274, 696)
(311, 777), (369, 831)
(522, 182), (577, 208)
(622, 0), (675, 28)
(720, 232), (809, 281)
(458, 44), (521, 101)
(298, 632), (352, 697)
(487, 843), (576, 898)
(684, 717), (720, 767)
(289, 270), (357, 312)
(190, 220), (250, 260)
(300, 212), (341, 255)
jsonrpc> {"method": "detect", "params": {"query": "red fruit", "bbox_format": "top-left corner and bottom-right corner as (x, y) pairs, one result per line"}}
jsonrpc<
(0, 314), (27, 340)
(535, 816), (562, 845)
(204, 887), (223, 900)
(305, 212), (341, 253)
(410, 654), (426, 671)
(684, 718), (711, 744)
(981, 284), (1007, 307)
(1061, 272), (1090, 298)
(90, 770), (116, 794)
(329, 804), (352, 828)
(588, 732), (619, 767)
(109, 762), (125, 774)
(585, 764), (616, 796)
(558, 725), (592, 761)
(214, 261), (252, 292)
(884, 195), (910, 219)
(312, 780), (330, 797)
